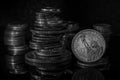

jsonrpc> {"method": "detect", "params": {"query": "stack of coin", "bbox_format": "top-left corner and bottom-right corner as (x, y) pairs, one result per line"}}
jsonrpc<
(4, 23), (28, 74)
(92, 23), (112, 47)
(25, 7), (76, 80)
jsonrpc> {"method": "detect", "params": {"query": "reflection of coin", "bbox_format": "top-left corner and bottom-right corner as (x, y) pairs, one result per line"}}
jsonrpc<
(72, 29), (106, 62)
(72, 68), (105, 80)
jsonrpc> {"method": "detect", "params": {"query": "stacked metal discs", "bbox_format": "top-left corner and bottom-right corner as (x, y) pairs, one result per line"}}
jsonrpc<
(92, 23), (112, 46)
(25, 7), (73, 80)
(4, 23), (27, 74)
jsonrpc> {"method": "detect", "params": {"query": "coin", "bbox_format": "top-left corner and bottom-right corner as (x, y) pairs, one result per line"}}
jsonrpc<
(71, 29), (106, 62)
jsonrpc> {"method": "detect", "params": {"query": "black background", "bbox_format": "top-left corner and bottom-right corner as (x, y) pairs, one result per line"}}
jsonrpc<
(0, 0), (120, 80)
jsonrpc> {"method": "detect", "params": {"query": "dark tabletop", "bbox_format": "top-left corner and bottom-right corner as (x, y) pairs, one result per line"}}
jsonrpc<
(0, 0), (120, 80)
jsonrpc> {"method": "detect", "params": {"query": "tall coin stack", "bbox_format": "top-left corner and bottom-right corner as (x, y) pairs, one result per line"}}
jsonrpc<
(25, 7), (78, 80)
(4, 23), (28, 74)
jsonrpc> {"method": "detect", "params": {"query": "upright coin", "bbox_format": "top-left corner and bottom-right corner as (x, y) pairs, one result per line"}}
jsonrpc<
(71, 29), (106, 63)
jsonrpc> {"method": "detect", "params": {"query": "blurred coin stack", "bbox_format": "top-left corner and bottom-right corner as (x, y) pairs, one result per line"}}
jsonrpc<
(25, 7), (78, 80)
(92, 23), (112, 43)
(4, 23), (28, 74)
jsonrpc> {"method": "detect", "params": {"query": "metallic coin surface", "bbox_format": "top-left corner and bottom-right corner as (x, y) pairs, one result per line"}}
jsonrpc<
(72, 29), (106, 62)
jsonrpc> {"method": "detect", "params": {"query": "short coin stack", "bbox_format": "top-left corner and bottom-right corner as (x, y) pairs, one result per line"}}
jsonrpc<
(4, 23), (27, 74)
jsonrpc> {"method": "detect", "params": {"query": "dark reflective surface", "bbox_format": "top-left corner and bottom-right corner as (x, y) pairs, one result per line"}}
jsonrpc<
(0, 0), (120, 80)
(72, 68), (105, 80)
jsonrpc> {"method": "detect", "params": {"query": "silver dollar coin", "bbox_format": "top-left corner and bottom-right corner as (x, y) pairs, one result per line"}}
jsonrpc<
(71, 29), (106, 62)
